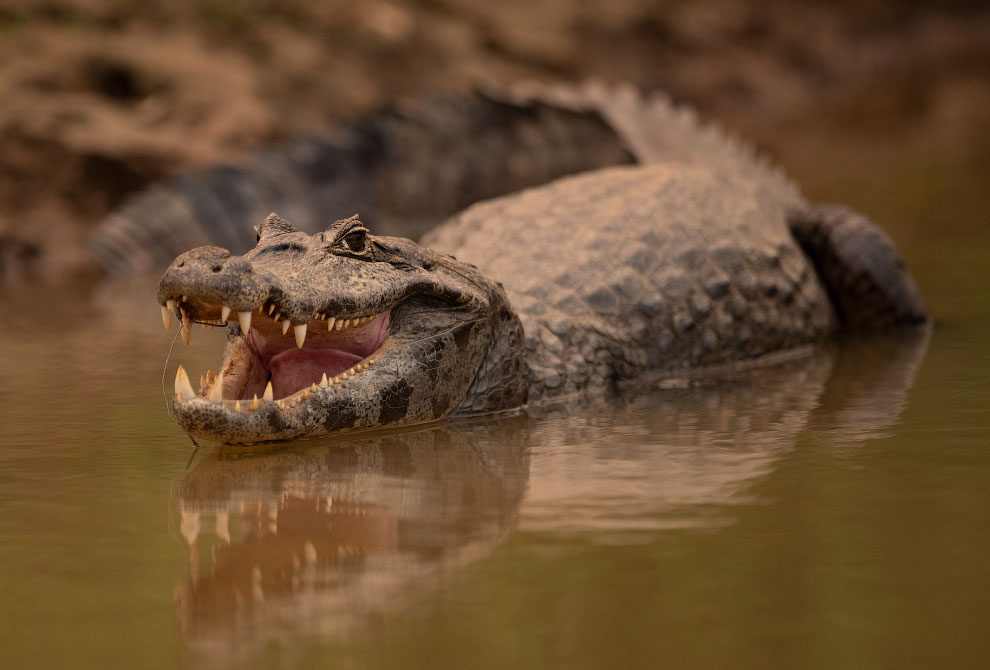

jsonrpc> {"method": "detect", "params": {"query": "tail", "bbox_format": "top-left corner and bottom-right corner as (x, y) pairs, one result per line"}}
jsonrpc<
(90, 82), (806, 279)
(89, 94), (635, 278)
(789, 204), (929, 330)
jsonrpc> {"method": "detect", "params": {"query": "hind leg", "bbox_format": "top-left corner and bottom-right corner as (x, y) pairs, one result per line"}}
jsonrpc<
(789, 204), (929, 330)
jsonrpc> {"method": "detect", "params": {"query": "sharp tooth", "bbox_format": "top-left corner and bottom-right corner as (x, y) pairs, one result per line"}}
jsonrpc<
(174, 365), (196, 401)
(161, 305), (172, 329)
(199, 374), (206, 391)
(282, 320), (290, 335)
(238, 311), (252, 334)
(235, 400), (241, 411)
(320, 373), (328, 388)
(166, 299), (176, 311)
(368, 359), (375, 366)
(274, 312), (280, 322)
(208, 375), (224, 402)
(327, 317), (336, 331)
(269, 304), (275, 315)
(206, 370), (213, 384)
(221, 305), (231, 322)
(302, 390), (309, 400)
(263, 381), (273, 402)
(335, 319), (344, 331)
(250, 395), (259, 410)
(310, 383), (318, 392)
(182, 295), (187, 302)
(181, 316), (191, 346)
(293, 324), (307, 348)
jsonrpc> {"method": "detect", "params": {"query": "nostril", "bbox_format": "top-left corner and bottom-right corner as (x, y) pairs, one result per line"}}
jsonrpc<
(211, 264), (223, 273)
(177, 261), (185, 268)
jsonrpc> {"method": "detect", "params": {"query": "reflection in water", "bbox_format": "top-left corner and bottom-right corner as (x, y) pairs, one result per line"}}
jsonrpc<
(521, 332), (930, 537)
(175, 333), (928, 661)
(176, 417), (530, 662)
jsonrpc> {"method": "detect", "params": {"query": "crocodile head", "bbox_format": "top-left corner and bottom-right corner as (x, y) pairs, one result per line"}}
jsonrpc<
(157, 213), (526, 443)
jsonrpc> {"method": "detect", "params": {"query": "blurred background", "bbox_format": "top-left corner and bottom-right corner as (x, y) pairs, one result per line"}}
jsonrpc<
(0, 0), (986, 288)
(2, 3), (990, 669)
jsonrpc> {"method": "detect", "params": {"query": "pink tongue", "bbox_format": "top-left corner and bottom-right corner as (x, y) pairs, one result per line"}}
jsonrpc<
(268, 348), (364, 399)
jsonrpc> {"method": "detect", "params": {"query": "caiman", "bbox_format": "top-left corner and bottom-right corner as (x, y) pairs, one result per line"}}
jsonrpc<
(135, 83), (928, 443)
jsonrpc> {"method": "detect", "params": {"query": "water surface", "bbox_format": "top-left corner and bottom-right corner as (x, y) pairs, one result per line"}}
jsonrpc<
(2, 158), (989, 670)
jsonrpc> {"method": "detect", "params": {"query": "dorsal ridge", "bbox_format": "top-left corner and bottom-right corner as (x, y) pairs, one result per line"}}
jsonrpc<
(497, 80), (803, 206)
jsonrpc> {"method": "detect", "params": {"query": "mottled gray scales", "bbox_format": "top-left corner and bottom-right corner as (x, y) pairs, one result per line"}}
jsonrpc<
(151, 84), (928, 443)
(424, 165), (835, 399)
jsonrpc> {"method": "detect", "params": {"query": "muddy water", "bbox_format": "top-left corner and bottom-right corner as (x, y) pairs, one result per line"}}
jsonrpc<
(2, 177), (989, 668)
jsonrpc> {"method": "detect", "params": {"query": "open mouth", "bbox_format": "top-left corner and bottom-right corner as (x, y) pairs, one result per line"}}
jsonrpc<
(163, 297), (390, 408)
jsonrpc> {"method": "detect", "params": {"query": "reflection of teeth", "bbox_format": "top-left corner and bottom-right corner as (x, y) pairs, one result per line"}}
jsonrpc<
(294, 324), (307, 348)
(174, 365), (196, 402)
(263, 381), (273, 402)
(215, 511), (230, 543)
(250, 395), (259, 410)
(180, 510), (199, 546)
(221, 305), (231, 322)
(238, 311), (252, 334)
(235, 400), (241, 411)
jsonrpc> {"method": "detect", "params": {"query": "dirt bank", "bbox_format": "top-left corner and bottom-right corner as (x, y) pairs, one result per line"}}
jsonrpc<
(0, 0), (986, 285)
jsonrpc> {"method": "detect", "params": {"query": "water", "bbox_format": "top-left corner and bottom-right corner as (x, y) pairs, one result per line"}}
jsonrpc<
(2, 160), (989, 668)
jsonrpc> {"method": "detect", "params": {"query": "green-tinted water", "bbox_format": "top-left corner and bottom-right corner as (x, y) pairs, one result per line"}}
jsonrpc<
(2, 145), (989, 668)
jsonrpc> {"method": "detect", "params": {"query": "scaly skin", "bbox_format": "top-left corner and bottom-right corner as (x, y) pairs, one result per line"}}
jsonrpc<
(152, 84), (928, 443)
(158, 214), (526, 442)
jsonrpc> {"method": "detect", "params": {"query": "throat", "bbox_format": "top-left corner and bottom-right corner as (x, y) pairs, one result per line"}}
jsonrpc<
(217, 312), (390, 400)
(267, 347), (365, 398)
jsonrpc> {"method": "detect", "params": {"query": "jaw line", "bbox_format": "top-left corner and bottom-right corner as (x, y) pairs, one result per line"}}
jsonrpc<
(167, 292), (486, 442)
(170, 326), (434, 443)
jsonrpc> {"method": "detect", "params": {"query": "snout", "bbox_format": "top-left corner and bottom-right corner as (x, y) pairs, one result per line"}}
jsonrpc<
(156, 246), (268, 310)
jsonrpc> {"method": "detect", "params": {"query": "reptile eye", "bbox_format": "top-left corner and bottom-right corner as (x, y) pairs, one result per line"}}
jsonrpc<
(342, 230), (367, 253)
